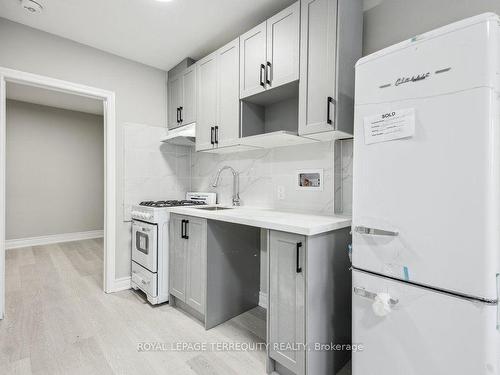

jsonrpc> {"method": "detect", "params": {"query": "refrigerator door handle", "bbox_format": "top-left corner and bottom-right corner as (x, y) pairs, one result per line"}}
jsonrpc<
(353, 286), (399, 306)
(354, 226), (399, 236)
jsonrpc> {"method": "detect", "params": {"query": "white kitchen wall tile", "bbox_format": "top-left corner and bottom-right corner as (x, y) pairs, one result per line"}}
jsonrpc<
(122, 123), (192, 221)
(175, 153), (191, 179)
(123, 121), (351, 219)
(334, 139), (353, 215)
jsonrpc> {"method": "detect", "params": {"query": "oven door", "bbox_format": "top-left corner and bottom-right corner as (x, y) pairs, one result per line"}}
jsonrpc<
(132, 220), (157, 272)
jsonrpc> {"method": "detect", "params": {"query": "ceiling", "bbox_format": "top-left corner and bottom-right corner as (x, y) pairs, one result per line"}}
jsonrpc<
(0, 0), (297, 71)
(7, 82), (104, 115)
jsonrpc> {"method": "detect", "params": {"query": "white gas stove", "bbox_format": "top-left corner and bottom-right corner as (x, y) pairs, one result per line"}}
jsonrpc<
(130, 192), (216, 304)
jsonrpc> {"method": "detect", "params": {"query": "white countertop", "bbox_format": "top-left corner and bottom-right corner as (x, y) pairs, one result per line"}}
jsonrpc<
(169, 206), (351, 236)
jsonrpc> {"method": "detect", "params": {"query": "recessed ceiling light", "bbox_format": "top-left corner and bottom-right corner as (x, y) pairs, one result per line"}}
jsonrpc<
(21, 0), (43, 14)
(155, 0), (173, 2)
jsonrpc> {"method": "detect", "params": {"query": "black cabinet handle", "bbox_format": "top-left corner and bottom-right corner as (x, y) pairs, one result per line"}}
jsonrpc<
(210, 126), (215, 145)
(327, 97), (334, 125)
(179, 106), (183, 123)
(296, 242), (302, 273)
(184, 220), (189, 240)
(214, 126), (219, 144)
(176, 107), (180, 123)
(266, 62), (272, 85)
(260, 64), (266, 87)
(181, 219), (185, 238)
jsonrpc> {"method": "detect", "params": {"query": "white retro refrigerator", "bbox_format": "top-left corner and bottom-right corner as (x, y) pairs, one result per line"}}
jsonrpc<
(352, 13), (500, 375)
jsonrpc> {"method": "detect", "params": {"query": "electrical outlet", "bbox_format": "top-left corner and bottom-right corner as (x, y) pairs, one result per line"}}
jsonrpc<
(277, 185), (285, 200)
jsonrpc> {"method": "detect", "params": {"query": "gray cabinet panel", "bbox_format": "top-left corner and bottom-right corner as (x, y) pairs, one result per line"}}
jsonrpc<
(167, 74), (183, 129)
(240, 22), (267, 99)
(216, 38), (240, 148)
(269, 230), (306, 375)
(169, 215), (187, 300)
(299, 0), (362, 138)
(298, 0), (337, 136)
(266, 2), (300, 90)
(196, 52), (217, 151)
(185, 217), (207, 315)
(182, 65), (197, 126)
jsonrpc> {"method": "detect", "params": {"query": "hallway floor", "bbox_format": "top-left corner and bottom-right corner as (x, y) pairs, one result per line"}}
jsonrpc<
(0, 239), (267, 375)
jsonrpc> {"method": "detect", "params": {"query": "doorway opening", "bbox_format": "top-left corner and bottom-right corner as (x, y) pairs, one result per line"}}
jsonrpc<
(0, 67), (117, 319)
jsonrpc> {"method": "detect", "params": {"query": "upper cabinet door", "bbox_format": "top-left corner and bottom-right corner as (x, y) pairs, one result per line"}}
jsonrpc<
(216, 38), (240, 148)
(168, 74), (183, 129)
(181, 65), (197, 126)
(266, 2), (300, 90)
(196, 53), (217, 151)
(298, 0), (338, 136)
(239, 22), (267, 99)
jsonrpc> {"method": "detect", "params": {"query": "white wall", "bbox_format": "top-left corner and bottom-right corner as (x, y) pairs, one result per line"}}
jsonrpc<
(363, 0), (500, 55)
(0, 18), (167, 278)
(6, 100), (103, 240)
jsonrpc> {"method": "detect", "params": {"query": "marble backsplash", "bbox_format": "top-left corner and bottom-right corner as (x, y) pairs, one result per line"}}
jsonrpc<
(122, 124), (353, 219)
(191, 139), (353, 216)
(123, 123), (191, 221)
(335, 139), (353, 215)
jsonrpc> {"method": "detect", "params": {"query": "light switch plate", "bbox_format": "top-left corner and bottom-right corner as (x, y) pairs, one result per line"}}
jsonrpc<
(277, 185), (285, 200)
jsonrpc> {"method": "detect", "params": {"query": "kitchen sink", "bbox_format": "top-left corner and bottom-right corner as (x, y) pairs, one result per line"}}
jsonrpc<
(196, 206), (234, 211)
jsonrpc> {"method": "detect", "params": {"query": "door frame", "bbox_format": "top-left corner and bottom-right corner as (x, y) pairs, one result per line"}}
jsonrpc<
(0, 67), (117, 319)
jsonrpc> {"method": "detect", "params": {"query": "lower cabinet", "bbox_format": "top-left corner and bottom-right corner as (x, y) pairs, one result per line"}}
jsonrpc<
(169, 214), (207, 315)
(267, 228), (352, 375)
(269, 231), (306, 375)
(169, 215), (261, 328)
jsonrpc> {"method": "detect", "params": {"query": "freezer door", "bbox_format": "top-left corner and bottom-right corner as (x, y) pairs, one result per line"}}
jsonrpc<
(352, 86), (500, 300)
(352, 270), (500, 375)
(355, 17), (500, 105)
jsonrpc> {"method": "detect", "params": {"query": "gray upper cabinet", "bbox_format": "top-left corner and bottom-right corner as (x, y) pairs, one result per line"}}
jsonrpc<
(266, 1), (300, 90)
(182, 65), (197, 126)
(239, 22), (267, 99)
(298, 0), (363, 138)
(167, 64), (197, 129)
(298, 0), (337, 136)
(196, 52), (217, 151)
(269, 230), (306, 375)
(197, 38), (240, 151)
(240, 2), (300, 99)
(216, 38), (240, 148)
(167, 74), (183, 129)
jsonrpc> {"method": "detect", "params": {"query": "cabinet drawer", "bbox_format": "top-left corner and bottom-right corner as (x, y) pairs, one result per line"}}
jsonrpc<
(132, 262), (158, 298)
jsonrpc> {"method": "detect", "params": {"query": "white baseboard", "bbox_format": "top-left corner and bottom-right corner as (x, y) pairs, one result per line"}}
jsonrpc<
(5, 230), (104, 250)
(259, 291), (268, 309)
(108, 276), (131, 293)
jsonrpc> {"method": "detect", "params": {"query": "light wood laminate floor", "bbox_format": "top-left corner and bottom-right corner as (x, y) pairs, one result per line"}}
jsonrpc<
(1, 239), (268, 375)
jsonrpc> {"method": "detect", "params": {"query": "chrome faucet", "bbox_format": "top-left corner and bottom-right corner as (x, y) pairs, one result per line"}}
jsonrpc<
(212, 166), (241, 206)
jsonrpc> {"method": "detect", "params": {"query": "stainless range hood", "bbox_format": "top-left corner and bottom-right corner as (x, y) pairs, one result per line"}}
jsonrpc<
(161, 123), (195, 146)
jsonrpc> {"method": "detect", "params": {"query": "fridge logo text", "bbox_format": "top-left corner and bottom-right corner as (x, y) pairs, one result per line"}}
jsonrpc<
(395, 72), (430, 86)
